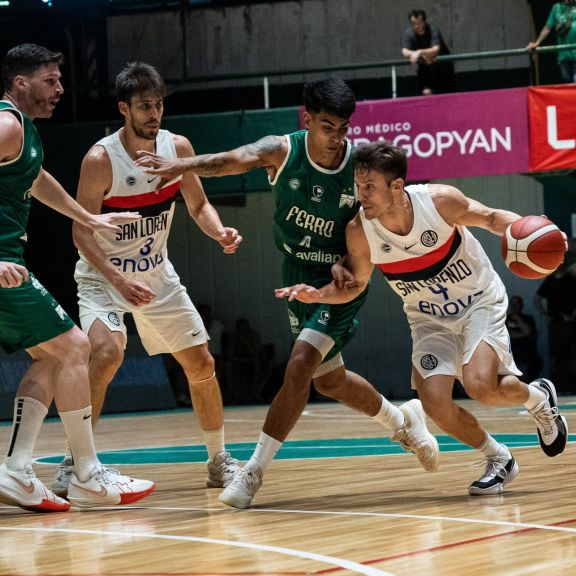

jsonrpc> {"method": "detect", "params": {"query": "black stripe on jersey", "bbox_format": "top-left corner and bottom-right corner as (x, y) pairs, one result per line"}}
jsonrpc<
(380, 229), (462, 282)
(101, 196), (176, 218)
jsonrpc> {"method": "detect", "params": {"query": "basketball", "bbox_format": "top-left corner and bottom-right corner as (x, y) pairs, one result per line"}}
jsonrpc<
(501, 215), (566, 279)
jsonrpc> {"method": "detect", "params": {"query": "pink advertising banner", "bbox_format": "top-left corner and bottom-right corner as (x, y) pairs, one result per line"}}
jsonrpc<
(347, 88), (530, 181)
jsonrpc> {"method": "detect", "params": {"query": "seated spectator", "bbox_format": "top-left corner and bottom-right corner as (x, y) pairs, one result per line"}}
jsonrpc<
(506, 295), (543, 384)
(534, 262), (576, 392)
(226, 318), (262, 404)
(162, 353), (191, 407)
(402, 9), (455, 95)
(197, 304), (227, 384)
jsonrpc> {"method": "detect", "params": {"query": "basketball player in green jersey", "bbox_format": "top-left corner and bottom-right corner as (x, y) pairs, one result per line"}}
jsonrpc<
(0, 43), (155, 511)
(135, 77), (439, 508)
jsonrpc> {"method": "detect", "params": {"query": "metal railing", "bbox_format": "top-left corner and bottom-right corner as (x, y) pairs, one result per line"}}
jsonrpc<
(164, 43), (576, 108)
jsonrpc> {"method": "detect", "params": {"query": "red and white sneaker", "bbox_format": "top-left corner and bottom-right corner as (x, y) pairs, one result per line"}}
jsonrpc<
(0, 463), (70, 512)
(67, 467), (156, 508)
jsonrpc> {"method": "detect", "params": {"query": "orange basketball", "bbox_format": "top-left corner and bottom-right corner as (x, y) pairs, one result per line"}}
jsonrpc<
(501, 216), (566, 279)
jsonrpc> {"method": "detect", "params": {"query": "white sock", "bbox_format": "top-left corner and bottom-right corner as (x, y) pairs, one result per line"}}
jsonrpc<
(478, 434), (510, 460)
(524, 383), (547, 411)
(245, 432), (282, 473)
(203, 427), (225, 461)
(59, 406), (100, 481)
(4, 397), (47, 471)
(372, 395), (405, 431)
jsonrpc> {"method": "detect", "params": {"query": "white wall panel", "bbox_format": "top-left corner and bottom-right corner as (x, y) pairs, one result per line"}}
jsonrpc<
(107, 0), (532, 88)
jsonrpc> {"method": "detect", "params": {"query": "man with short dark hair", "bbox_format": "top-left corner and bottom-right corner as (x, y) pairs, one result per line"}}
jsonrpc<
(0, 44), (155, 511)
(402, 9), (455, 95)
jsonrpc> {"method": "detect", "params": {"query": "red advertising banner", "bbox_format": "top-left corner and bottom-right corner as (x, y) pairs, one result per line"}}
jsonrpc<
(528, 85), (576, 172)
(301, 88), (530, 181)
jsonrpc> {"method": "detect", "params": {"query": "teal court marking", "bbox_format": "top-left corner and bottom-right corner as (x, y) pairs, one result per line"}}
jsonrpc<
(36, 433), (576, 466)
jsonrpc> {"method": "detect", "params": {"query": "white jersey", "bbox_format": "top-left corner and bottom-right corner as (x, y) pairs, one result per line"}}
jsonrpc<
(76, 129), (182, 279)
(360, 184), (505, 321)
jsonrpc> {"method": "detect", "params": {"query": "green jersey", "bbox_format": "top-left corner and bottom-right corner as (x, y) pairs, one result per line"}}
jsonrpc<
(0, 100), (43, 264)
(271, 130), (357, 268)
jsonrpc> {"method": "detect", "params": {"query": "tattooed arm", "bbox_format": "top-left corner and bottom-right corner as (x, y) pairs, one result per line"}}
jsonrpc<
(134, 135), (288, 180)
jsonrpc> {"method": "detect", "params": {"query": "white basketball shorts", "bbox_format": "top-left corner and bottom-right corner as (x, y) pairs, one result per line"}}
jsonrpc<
(410, 290), (521, 385)
(76, 259), (207, 355)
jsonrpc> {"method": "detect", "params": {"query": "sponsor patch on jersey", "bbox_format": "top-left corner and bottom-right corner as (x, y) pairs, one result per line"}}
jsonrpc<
(339, 192), (355, 208)
(421, 230), (439, 247)
(420, 354), (438, 370)
(312, 185), (324, 202)
(125, 175), (137, 187)
(380, 242), (392, 253)
(289, 178), (301, 190)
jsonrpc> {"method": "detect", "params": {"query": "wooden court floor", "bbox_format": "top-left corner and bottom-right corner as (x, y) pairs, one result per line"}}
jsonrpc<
(0, 398), (575, 576)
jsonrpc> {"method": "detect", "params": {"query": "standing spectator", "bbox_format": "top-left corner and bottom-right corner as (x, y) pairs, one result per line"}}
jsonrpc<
(534, 262), (576, 392)
(402, 9), (455, 95)
(527, 0), (576, 84)
(506, 295), (543, 384)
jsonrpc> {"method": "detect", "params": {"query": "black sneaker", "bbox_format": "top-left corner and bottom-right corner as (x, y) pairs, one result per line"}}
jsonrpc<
(468, 455), (519, 495)
(528, 379), (568, 457)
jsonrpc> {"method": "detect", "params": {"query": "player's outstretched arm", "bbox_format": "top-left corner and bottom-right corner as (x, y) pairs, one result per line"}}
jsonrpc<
(431, 183), (520, 236)
(134, 134), (287, 179)
(173, 135), (243, 254)
(30, 168), (140, 231)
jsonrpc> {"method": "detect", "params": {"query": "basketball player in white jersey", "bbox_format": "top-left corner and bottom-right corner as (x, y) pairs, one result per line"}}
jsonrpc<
(51, 62), (242, 497)
(277, 140), (568, 495)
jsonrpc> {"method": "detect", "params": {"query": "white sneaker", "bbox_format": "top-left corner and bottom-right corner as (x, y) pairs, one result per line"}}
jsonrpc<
(51, 457), (73, 498)
(468, 454), (519, 495)
(0, 463), (70, 512)
(67, 467), (156, 508)
(206, 451), (240, 488)
(218, 465), (262, 509)
(393, 399), (440, 472)
(528, 379), (568, 457)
